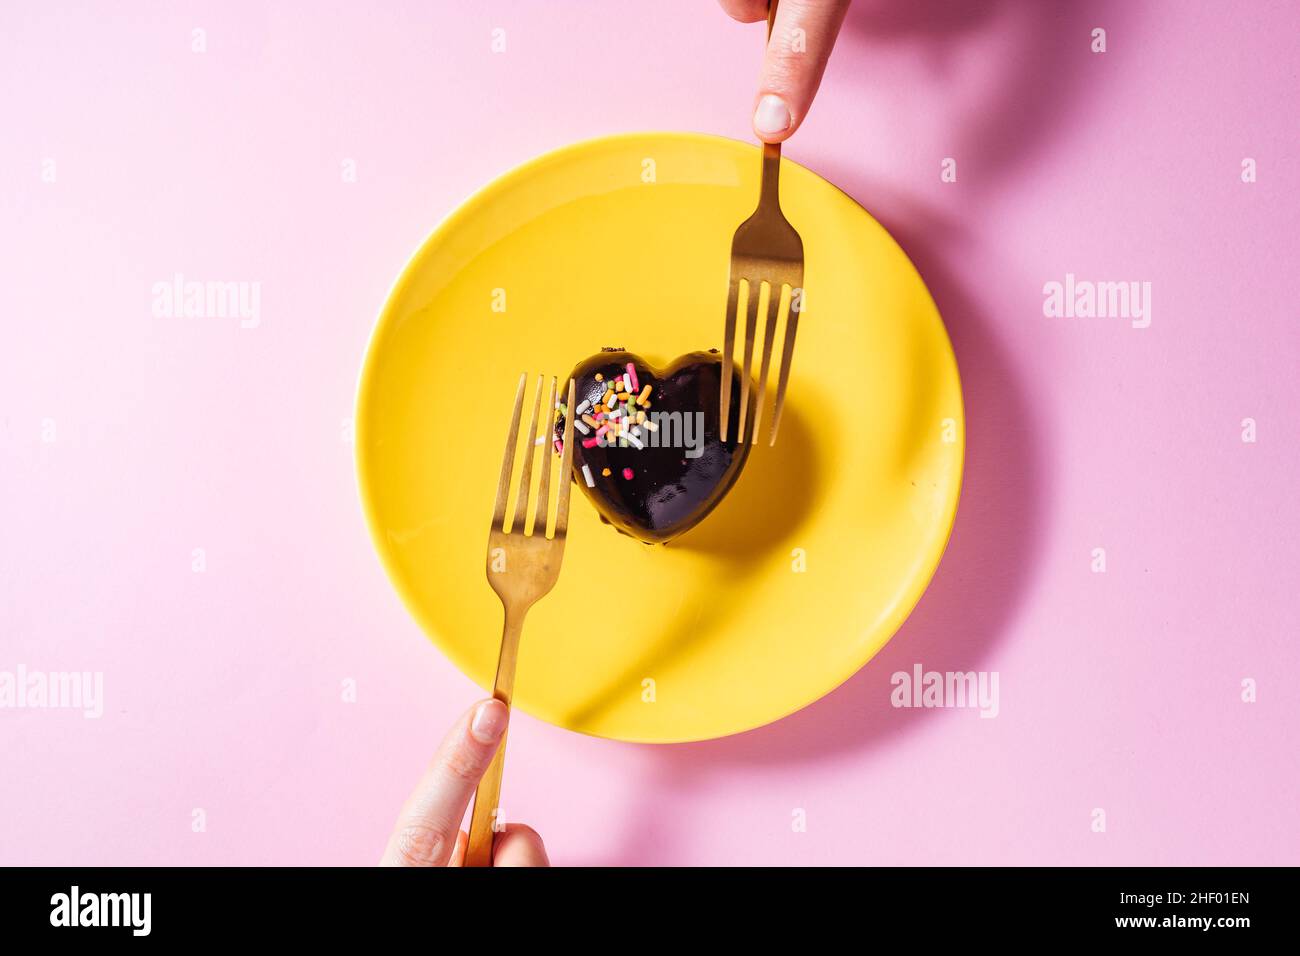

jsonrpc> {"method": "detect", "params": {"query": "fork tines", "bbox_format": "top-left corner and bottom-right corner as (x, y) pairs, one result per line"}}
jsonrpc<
(492, 373), (576, 539)
(721, 272), (802, 447)
(720, 140), (805, 448)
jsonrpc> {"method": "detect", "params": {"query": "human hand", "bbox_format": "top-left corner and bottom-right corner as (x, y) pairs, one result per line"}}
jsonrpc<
(719, 0), (852, 143)
(380, 699), (549, 867)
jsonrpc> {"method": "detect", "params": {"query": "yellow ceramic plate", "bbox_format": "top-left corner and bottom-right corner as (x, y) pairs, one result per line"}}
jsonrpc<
(357, 132), (963, 743)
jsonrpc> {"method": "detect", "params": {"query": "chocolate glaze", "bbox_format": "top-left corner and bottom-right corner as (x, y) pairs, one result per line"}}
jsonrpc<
(557, 350), (752, 543)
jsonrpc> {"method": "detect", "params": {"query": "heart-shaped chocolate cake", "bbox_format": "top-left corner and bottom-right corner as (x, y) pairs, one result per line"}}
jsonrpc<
(554, 349), (751, 543)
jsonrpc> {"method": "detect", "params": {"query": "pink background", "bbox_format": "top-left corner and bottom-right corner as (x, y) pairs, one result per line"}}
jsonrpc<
(2, 1), (1297, 865)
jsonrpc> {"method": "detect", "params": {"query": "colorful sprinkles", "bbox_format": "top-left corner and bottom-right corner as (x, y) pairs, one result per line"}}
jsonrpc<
(550, 359), (658, 488)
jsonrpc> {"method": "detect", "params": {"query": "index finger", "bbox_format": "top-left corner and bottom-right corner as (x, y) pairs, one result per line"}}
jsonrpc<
(752, 0), (852, 142)
(379, 699), (509, 867)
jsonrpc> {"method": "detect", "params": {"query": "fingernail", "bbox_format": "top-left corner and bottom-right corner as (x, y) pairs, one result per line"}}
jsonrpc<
(753, 94), (791, 136)
(470, 700), (508, 744)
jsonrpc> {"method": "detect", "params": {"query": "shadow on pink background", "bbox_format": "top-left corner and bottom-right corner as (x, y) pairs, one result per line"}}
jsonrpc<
(1, 1), (1297, 866)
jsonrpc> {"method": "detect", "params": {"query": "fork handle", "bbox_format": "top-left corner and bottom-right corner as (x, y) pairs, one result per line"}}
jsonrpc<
(759, 0), (782, 201)
(464, 603), (526, 867)
(760, 142), (783, 204)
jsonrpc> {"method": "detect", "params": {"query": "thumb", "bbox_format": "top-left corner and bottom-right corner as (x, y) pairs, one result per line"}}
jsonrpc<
(752, 0), (852, 143)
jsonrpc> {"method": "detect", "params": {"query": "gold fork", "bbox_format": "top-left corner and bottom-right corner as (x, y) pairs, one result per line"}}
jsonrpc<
(464, 373), (576, 867)
(720, 0), (805, 446)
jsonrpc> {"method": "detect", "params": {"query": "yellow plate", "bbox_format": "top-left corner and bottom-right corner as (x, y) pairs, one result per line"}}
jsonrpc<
(356, 132), (963, 743)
